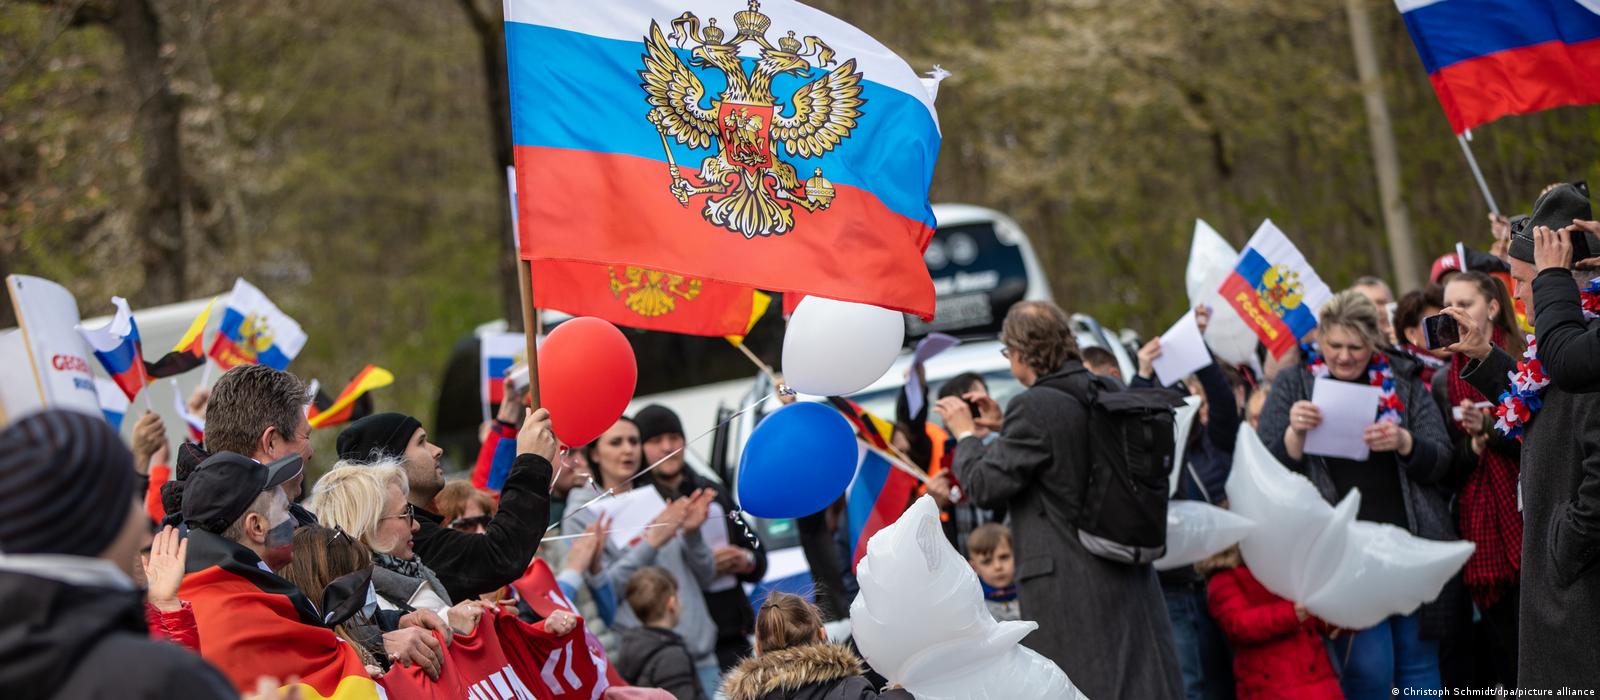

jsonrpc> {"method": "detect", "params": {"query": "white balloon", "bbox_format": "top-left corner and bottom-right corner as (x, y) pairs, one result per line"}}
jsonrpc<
(1153, 501), (1257, 571)
(850, 496), (1087, 700)
(1227, 425), (1475, 628)
(1301, 520), (1475, 630)
(1170, 396), (1204, 497)
(782, 297), (905, 396)
(1225, 425), (1339, 600)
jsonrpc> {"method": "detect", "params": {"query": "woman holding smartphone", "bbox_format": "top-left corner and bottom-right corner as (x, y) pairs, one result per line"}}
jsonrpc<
(1432, 271), (1524, 688)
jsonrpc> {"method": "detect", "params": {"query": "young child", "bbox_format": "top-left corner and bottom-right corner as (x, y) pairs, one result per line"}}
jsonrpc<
(1203, 545), (1343, 700)
(617, 567), (707, 700)
(722, 592), (912, 700)
(966, 523), (1020, 622)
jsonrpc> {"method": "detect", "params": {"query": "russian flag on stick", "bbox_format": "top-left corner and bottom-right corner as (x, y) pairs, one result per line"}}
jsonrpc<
(209, 279), (306, 371)
(77, 297), (149, 401)
(830, 398), (922, 571)
(171, 380), (205, 443)
(480, 332), (526, 422)
(1217, 220), (1333, 359)
(1396, 0), (1600, 133)
(97, 378), (130, 431)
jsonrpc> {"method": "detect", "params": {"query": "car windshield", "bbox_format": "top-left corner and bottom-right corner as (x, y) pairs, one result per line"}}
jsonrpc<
(849, 368), (1025, 429)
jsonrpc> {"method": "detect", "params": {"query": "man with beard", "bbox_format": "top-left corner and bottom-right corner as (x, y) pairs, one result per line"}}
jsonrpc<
(337, 409), (556, 602)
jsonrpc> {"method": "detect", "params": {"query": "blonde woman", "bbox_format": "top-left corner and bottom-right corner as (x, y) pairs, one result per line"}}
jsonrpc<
(311, 461), (513, 636)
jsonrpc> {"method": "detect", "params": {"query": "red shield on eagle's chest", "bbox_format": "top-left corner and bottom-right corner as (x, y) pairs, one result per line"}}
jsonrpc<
(717, 101), (775, 171)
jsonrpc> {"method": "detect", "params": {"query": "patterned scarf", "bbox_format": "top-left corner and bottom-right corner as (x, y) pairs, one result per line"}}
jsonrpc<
(1302, 344), (1404, 423)
(1497, 278), (1600, 439)
(1448, 331), (1523, 609)
(1399, 342), (1448, 385)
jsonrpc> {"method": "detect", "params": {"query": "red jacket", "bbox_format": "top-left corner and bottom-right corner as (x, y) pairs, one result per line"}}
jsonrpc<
(145, 600), (201, 653)
(1207, 567), (1343, 700)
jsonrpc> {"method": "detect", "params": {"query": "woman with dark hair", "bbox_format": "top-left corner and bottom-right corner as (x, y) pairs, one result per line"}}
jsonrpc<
(1431, 271), (1524, 688)
(563, 417), (722, 693)
(1393, 285), (1449, 385)
(276, 525), (383, 669)
(1260, 290), (1455, 698)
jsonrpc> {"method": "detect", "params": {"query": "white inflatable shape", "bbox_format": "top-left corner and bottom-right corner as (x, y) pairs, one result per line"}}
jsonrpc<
(781, 297), (905, 397)
(1225, 426), (1342, 600)
(1153, 501), (1257, 571)
(1170, 396), (1204, 497)
(850, 496), (1086, 700)
(1227, 425), (1475, 629)
(1186, 219), (1259, 371)
(1302, 519), (1475, 630)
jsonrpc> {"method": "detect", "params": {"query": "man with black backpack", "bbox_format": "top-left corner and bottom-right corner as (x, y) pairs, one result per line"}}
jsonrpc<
(938, 300), (1184, 700)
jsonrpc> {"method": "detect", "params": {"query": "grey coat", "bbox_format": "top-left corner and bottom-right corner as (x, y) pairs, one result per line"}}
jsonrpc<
(953, 361), (1184, 700)
(1463, 345), (1600, 689)
(564, 483), (719, 666)
(1258, 350), (1463, 637)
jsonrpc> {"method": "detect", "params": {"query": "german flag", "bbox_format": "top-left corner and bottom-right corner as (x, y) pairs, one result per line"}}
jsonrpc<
(179, 529), (382, 699)
(308, 365), (393, 429)
(145, 297), (215, 378)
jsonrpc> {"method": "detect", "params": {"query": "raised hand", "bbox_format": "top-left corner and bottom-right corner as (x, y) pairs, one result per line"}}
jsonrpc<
(143, 526), (187, 613)
(681, 488), (716, 534)
(517, 408), (559, 461)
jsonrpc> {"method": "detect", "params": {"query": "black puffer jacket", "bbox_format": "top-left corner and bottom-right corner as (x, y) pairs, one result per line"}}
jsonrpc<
(616, 626), (706, 700)
(0, 568), (235, 700)
(722, 643), (914, 700)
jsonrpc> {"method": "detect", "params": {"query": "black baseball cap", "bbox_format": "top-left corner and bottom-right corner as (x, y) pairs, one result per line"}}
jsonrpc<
(182, 452), (302, 533)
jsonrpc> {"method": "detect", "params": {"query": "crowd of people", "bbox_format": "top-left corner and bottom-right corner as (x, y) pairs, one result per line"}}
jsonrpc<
(1, 181), (1597, 699)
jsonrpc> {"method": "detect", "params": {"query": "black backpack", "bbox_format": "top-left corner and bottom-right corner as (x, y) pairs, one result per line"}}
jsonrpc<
(1036, 371), (1183, 565)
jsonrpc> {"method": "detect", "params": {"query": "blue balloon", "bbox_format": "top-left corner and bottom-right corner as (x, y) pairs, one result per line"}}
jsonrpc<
(738, 402), (859, 519)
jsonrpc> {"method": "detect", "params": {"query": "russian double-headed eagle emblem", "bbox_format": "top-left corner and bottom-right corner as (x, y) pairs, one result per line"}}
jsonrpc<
(609, 266), (703, 317)
(1257, 265), (1306, 316)
(639, 0), (864, 239)
(236, 314), (275, 357)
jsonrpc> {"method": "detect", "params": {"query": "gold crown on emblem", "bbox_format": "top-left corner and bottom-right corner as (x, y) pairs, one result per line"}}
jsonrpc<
(733, 0), (771, 39)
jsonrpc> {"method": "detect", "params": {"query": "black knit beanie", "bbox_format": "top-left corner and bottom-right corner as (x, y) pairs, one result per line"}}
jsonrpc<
(0, 410), (136, 556)
(633, 404), (685, 445)
(336, 412), (422, 462)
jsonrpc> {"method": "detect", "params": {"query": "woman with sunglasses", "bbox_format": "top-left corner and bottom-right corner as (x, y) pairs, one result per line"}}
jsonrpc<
(436, 480), (498, 535)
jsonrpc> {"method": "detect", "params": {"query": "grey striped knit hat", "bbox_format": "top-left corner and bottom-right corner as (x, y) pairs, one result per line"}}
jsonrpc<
(0, 410), (137, 556)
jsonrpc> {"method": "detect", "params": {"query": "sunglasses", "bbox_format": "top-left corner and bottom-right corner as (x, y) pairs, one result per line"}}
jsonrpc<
(379, 503), (416, 526)
(328, 525), (350, 546)
(450, 515), (492, 532)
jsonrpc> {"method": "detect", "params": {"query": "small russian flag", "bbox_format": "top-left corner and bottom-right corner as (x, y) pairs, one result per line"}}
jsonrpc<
(77, 297), (149, 401)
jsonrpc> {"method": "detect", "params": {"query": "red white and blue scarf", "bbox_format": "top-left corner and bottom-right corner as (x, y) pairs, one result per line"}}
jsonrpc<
(1495, 276), (1600, 440)
(1302, 344), (1404, 424)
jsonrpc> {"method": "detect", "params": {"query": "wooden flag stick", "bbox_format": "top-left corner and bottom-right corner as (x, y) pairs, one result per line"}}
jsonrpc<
(517, 258), (542, 410)
(732, 341), (780, 387)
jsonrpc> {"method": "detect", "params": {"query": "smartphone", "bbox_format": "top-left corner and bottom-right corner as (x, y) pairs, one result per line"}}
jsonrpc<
(963, 398), (981, 418)
(1422, 313), (1460, 350)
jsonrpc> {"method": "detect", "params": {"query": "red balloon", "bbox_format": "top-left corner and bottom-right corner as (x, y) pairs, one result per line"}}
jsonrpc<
(537, 317), (637, 446)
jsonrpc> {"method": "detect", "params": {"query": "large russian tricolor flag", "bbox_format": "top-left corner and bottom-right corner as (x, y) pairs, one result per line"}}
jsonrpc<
(209, 278), (306, 371)
(1217, 220), (1333, 360)
(505, 0), (941, 318)
(1397, 0), (1600, 133)
(76, 297), (149, 401)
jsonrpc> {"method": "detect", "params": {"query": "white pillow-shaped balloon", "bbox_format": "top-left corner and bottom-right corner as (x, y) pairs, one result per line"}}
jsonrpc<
(850, 496), (1086, 699)
(1170, 396), (1204, 497)
(1154, 501), (1257, 571)
(1225, 425), (1343, 601)
(781, 297), (905, 397)
(1301, 518), (1475, 630)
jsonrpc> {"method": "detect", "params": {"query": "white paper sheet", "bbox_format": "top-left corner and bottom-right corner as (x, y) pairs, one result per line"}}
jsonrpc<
(1153, 310), (1212, 387)
(1304, 377), (1381, 461)
(903, 333), (960, 417)
(590, 486), (669, 549)
(702, 502), (740, 592)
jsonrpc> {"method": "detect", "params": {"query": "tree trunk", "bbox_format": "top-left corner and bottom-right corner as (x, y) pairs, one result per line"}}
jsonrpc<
(458, 0), (523, 330)
(111, 0), (189, 305)
(1345, 0), (1421, 292)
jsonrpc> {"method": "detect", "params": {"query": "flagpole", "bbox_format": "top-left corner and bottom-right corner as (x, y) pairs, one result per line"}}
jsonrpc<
(1456, 132), (1501, 217)
(517, 258), (542, 410)
(732, 341), (780, 387)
